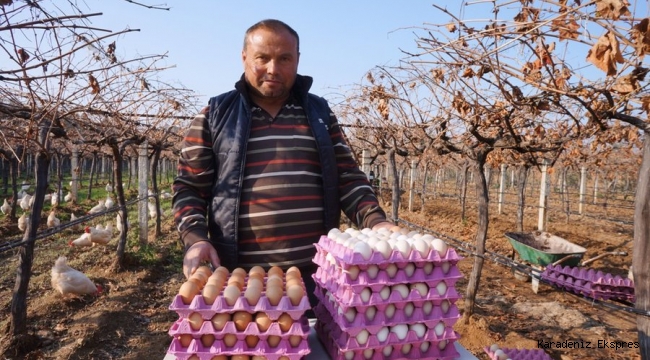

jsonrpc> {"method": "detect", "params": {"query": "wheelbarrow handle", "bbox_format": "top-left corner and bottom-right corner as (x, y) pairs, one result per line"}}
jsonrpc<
(551, 254), (582, 267)
(581, 251), (628, 267)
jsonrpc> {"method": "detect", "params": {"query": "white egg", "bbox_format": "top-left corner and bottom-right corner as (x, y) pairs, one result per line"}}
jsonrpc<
(382, 346), (393, 357)
(392, 284), (409, 299)
(365, 306), (377, 321)
(397, 234), (408, 241)
(385, 304), (396, 318)
(389, 231), (400, 239)
(344, 351), (354, 360)
(410, 323), (426, 338)
(404, 302), (415, 317)
(434, 321), (445, 336)
(374, 239), (393, 259)
(356, 329), (370, 345)
(390, 324), (408, 340)
(494, 349), (507, 359)
(420, 341), (430, 352)
(441, 261), (451, 274)
(407, 230), (420, 238)
(345, 307), (357, 323)
(344, 238), (356, 249)
(404, 263), (415, 277)
(393, 239), (410, 258)
(438, 339), (448, 350)
(347, 265), (360, 281)
(344, 227), (357, 234)
(367, 264), (379, 279)
(489, 344), (500, 352)
(412, 238), (430, 258)
(412, 232), (423, 239)
(401, 343), (412, 354)
(441, 299), (450, 314)
(423, 262), (434, 274)
(436, 281), (448, 296)
(431, 238), (448, 256)
(366, 236), (379, 249)
(356, 233), (368, 241)
(422, 301), (433, 315)
(363, 348), (373, 359)
(338, 232), (351, 241)
(328, 228), (341, 238)
(376, 327), (389, 342)
(353, 241), (372, 260)
(379, 286), (391, 300)
(386, 263), (398, 278)
(421, 234), (435, 241)
(360, 287), (372, 303)
(377, 227), (390, 234)
(410, 282), (429, 297)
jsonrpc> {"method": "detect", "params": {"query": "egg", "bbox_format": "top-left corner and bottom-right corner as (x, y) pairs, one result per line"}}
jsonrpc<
(441, 299), (450, 314)
(360, 287), (372, 303)
(207, 272), (225, 288)
(210, 313), (230, 331)
(233, 311), (252, 331)
(441, 261), (451, 274)
(489, 344), (500, 352)
(412, 238), (430, 257)
(422, 301), (433, 315)
(423, 262), (434, 274)
(363, 348), (374, 359)
(245, 335), (259, 348)
(376, 327), (389, 342)
(393, 239), (411, 258)
(255, 312), (272, 332)
(201, 334), (215, 347)
(365, 306), (377, 321)
(389, 225), (401, 233)
(286, 266), (301, 278)
(188, 312), (204, 331)
(344, 307), (357, 323)
(188, 355), (200, 360)
(390, 324), (408, 340)
(267, 335), (281, 347)
(179, 334), (193, 347)
(223, 333), (238, 347)
(382, 346), (393, 357)
(401, 343), (412, 354)
(285, 277), (302, 289)
(190, 272), (208, 287)
(410, 323), (426, 338)
(244, 283), (262, 306)
(439, 340), (448, 350)
(373, 239), (392, 259)
(223, 284), (241, 306)
(344, 351), (355, 360)
(228, 274), (245, 291)
(366, 236), (379, 249)
(287, 284), (305, 306)
(385, 263), (398, 278)
(404, 302), (415, 317)
(214, 266), (230, 277)
(431, 238), (448, 256)
(385, 304), (396, 318)
(266, 275), (284, 290)
(249, 265), (266, 277)
(278, 313), (294, 332)
(494, 349), (507, 360)
(392, 284), (409, 299)
(265, 284), (283, 306)
(231, 355), (250, 360)
(178, 280), (200, 305)
(420, 341), (430, 352)
(436, 281), (448, 296)
(356, 329), (369, 345)
(352, 241), (372, 260)
(379, 286), (391, 300)
(404, 263), (415, 277)
(202, 283), (220, 305)
(367, 264), (379, 279)
(410, 282), (429, 297)
(232, 267), (247, 278)
(289, 335), (302, 347)
(267, 266), (284, 278)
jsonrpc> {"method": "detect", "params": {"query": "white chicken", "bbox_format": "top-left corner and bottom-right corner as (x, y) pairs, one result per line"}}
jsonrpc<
(1, 198), (10, 214)
(21, 180), (30, 191)
(63, 191), (73, 203)
(51, 256), (102, 297)
(105, 183), (113, 193)
(16, 189), (26, 201)
(148, 201), (159, 219)
(47, 210), (60, 228)
(104, 195), (115, 209)
(85, 223), (114, 246)
(19, 194), (32, 211)
(116, 213), (129, 234)
(43, 193), (52, 202)
(70, 212), (81, 231)
(18, 213), (29, 231)
(87, 200), (106, 215)
(160, 191), (173, 199)
(69, 232), (92, 247)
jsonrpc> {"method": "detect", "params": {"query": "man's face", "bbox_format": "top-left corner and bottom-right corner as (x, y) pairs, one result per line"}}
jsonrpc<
(242, 27), (299, 103)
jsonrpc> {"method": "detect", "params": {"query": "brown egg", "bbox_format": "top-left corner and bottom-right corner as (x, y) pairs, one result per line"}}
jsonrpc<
(232, 267), (247, 278)
(244, 283), (262, 306)
(389, 225), (402, 233)
(188, 312), (204, 331)
(286, 266), (301, 278)
(255, 312), (272, 332)
(195, 265), (213, 277)
(248, 272), (265, 283)
(190, 272), (208, 287)
(211, 356), (228, 360)
(202, 283), (220, 305)
(265, 284), (283, 306)
(247, 277), (263, 289)
(267, 266), (284, 278)
(178, 280), (200, 305)
(201, 334), (215, 347)
(228, 275), (245, 291)
(277, 313), (294, 332)
(286, 284), (305, 306)
(266, 275), (283, 290)
(249, 265), (266, 277)
(285, 277), (302, 290)
(223, 333), (238, 347)
(289, 335), (302, 347)
(214, 266), (230, 277)
(278, 357), (290, 360)
(231, 356), (250, 360)
(206, 275), (225, 291)
(251, 357), (267, 360)
(267, 335), (281, 348)
(223, 284), (241, 306)
(245, 335), (259, 348)
(210, 313), (231, 331)
(179, 334), (193, 347)
(188, 355), (200, 360)
(233, 311), (253, 331)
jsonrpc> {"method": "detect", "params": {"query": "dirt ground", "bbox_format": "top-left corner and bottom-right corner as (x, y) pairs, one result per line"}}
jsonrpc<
(0, 192), (640, 360)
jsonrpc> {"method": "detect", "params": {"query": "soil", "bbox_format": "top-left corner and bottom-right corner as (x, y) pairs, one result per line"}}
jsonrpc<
(0, 192), (640, 360)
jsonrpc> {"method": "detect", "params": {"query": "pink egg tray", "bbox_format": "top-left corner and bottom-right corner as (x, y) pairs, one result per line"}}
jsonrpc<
(314, 290), (460, 336)
(541, 265), (635, 302)
(166, 334), (310, 360)
(313, 258), (463, 294)
(169, 293), (311, 320)
(168, 315), (310, 339)
(315, 236), (462, 269)
(314, 303), (459, 351)
(483, 346), (552, 360)
(316, 319), (460, 360)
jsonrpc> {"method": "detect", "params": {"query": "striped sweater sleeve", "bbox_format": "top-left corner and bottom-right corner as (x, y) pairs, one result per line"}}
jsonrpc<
(328, 111), (388, 228)
(172, 106), (214, 250)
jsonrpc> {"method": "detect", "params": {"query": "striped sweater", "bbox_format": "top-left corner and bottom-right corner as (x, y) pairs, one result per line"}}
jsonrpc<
(173, 94), (386, 268)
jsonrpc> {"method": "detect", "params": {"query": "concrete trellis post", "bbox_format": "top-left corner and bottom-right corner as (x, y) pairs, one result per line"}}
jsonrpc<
(408, 160), (417, 212)
(138, 141), (149, 244)
(498, 164), (507, 214)
(71, 147), (79, 203)
(361, 149), (371, 179)
(579, 166), (587, 215)
(538, 159), (549, 231)
(593, 171), (599, 204)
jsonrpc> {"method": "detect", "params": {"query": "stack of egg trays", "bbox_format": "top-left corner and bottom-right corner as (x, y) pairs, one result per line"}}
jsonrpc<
(541, 264), (635, 302)
(312, 235), (463, 359)
(167, 282), (312, 359)
(483, 346), (552, 360)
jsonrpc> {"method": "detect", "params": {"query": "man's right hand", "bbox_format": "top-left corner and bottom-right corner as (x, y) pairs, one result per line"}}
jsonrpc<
(183, 241), (220, 278)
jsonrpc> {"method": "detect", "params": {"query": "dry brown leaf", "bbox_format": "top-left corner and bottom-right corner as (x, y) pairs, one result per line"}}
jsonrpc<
(631, 18), (650, 57)
(595, 0), (631, 20)
(431, 68), (445, 83)
(461, 67), (475, 78)
(446, 23), (457, 33)
(641, 96), (650, 113)
(88, 74), (101, 94)
(477, 65), (492, 77)
(140, 78), (149, 91)
(586, 31), (624, 76)
(611, 74), (639, 94)
(0, 0), (13, 5)
(552, 16), (581, 41)
(17, 48), (29, 65)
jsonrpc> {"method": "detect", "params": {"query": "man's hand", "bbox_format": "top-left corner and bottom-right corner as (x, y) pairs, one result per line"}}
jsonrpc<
(183, 241), (220, 278)
(372, 221), (395, 231)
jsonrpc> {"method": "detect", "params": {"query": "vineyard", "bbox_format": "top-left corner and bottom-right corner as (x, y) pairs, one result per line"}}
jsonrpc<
(1, 0), (650, 360)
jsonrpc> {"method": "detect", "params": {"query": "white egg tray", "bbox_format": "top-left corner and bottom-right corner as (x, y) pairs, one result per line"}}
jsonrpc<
(483, 346), (552, 360)
(314, 289), (460, 336)
(315, 236), (462, 269)
(168, 315), (311, 339)
(166, 334), (310, 360)
(316, 318), (460, 360)
(169, 293), (311, 320)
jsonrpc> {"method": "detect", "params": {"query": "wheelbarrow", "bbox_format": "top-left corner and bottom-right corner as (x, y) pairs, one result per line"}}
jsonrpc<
(505, 231), (627, 293)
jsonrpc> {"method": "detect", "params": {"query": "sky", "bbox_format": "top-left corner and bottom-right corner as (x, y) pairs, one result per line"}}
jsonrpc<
(85, 1), (464, 105)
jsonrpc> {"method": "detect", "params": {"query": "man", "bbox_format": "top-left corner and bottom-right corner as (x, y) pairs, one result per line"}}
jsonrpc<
(172, 19), (392, 304)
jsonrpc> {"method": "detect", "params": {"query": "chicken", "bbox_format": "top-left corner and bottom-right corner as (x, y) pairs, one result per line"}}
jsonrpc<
(160, 191), (173, 199)
(104, 195), (115, 209)
(87, 200), (106, 214)
(105, 183), (113, 193)
(51, 256), (101, 297)
(47, 210), (60, 228)
(85, 223), (114, 246)
(43, 193), (52, 202)
(70, 212), (81, 231)
(69, 233), (92, 247)
(1, 198), (10, 215)
(148, 201), (160, 219)
(18, 213), (29, 231)
(19, 194), (32, 211)
(21, 180), (30, 191)
(63, 191), (73, 203)
(116, 213), (129, 234)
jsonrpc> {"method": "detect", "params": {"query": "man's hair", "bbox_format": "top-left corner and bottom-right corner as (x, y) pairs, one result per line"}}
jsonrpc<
(244, 19), (300, 53)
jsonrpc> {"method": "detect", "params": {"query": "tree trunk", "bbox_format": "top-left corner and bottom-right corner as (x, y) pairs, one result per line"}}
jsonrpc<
(463, 152), (490, 321)
(516, 165), (530, 232)
(460, 162), (470, 221)
(112, 145), (128, 271)
(150, 146), (162, 236)
(388, 149), (399, 223)
(634, 133), (650, 359)
(562, 167), (570, 224)
(421, 162), (429, 213)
